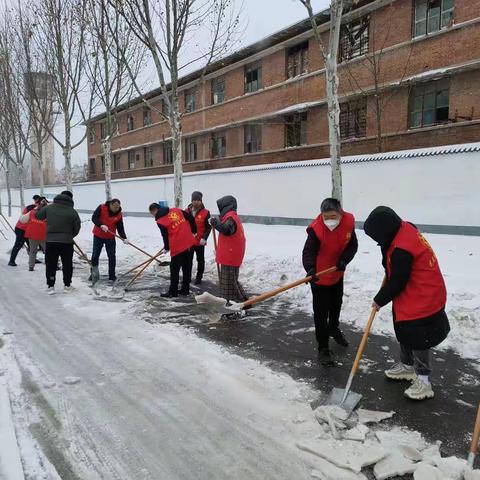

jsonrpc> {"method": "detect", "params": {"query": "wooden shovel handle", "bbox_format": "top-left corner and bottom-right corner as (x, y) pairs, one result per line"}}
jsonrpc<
(73, 240), (91, 265)
(470, 402), (480, 456)
(108, 229), (162, 265)
(0, 213), (15, 233)
(241, 266), (337, 309)
(124, 248), (164, 290)
(212, 228), (220, 280)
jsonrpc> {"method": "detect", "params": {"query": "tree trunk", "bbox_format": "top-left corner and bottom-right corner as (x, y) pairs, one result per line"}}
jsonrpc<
(172, 110), (183, 208)
(38, 141), (45, 195)
(18, 164), (25, 209)
(103, 139), (112, 201)
(326, 0), (344, 203)
(5, 162), (12, 216)
(374, 92), (383, 153)
(63, 144), (73, 192)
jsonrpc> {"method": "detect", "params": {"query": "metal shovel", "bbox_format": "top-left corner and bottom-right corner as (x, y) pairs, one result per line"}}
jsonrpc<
(468, 402), (480, 467)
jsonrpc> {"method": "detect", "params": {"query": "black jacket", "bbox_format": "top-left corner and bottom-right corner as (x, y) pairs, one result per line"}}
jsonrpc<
(363, 206), (449, 349)
(302, 224), (358, 276)
(155, 207), (196, 252)
(214, 195), (238, 237)
(92, 202), (126, 239)
(35, 194), (81, 244)
(187, 203), (212, 241)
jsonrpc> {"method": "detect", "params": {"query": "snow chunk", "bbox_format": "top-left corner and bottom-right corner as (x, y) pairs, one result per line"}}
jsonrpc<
(464, 470), (480, 480)
(414, 462), (447, 480)
(342, 424), (369, 442)
(375, 428), (427, 451)
(433, 456), (468, 480)
(310, 457), (367, 480)
(374, 452), (416, 480)
(357, 409), (395, 424)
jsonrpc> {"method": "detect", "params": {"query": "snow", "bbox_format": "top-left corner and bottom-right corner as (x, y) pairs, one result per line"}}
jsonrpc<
(0, 210), (478, 478)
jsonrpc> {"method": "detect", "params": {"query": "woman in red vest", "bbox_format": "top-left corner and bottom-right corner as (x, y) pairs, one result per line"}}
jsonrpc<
(20, 197), (48, 271)
(149, 203), (196, 297)
(210, 195), (247, 305)
(364, 206), (450, 401)
(185, 191), (211, 285)
(91, 199), (128, 282)
(302, 198), (358, 365)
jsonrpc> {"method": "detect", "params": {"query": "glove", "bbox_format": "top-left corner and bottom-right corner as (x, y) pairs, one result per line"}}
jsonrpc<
(209, 217), (218, 227)
(307, 268), (317, 283)
(199, 238), (207, 246)
(122, 238), (129, 245)
(336, 260), (347, 272)
(100, 225), (109, 233)
(372, 301), (381, 312)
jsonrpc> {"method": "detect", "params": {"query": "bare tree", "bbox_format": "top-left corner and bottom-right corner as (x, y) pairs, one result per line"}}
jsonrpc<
(84, 0), (145, 201)
(300, 0), (359, 203)
(31, 0), (94, 191)
(111, 0), (241, 207)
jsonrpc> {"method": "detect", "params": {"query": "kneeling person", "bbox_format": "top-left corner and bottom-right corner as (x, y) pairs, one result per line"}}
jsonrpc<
(149, 203), (196, 297)
(91, 199), (128, 282)
(364, 206), (450, 401)
(302, 198), (358, 363)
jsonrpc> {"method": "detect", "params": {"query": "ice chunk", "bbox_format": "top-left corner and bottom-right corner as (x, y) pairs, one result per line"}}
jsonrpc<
(374, 452), (416, 480)
(342, 424), (369, 442)
(398, 444), (423, 462)
(413, 463), (447, 480)
(357, 409), (395, 424)
(375, 428), (427, 451)
(310, 457), (367, 480)
(433, 456), (467, 480)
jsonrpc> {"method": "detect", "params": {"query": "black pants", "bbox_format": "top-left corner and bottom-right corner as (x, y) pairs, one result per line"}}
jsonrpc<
(9, 228), (27, 263)
(400, 344), (431, 376)
(190, 245), (205, 281)
(45, 242), (74, 287)
(311, 278), (344, 349)
(169, 249), (193, 294)
(91, 236), (117, 280)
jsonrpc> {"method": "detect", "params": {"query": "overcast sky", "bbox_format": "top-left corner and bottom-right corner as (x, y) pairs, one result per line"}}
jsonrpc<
(69, 0), (330, 167)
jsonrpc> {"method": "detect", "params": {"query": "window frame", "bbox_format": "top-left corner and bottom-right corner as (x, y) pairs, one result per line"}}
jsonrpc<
(286, 41), (309, 79)
(284, 112), (308, 148)
(127, 150), (136, 170)
(211, 77), (225, 105)
(184, 88), (197, 113)
(408, 79), (450, 129)
(185, 137), (198, 163)
(413, 0), (455, 38)
(127, 114), (135, 132)
(100, 123), (106, 140)
(143, 107), (152, 127)
(211, 132), (227, 158)
(340, 98), (368, 140)
(163, 141), (173, 165)
(339, 16), (370, 62)
(245, 63), (262, 94)
(113, 153), (121, 172)
(244, 124), (262, 153)
(88, 157), (96, 175)
(88, 126), (96, 144)
(144, 146), (153, 168)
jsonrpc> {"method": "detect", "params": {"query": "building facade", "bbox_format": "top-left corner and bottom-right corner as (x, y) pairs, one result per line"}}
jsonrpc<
(86, 0), (480, 181)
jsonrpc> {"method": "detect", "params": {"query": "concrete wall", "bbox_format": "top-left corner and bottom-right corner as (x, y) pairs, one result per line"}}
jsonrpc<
(2, 144), (479, 235)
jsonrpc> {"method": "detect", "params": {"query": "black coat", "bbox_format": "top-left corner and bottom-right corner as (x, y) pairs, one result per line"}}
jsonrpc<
(363, 206), (450, 349)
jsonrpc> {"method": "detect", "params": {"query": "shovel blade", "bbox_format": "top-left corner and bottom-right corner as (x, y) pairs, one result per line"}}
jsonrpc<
(90, 266), (100, 285)
(310, 388), (362, 417)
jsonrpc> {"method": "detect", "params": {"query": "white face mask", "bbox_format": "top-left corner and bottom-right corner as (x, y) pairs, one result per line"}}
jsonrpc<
(324, 218), (340, 231)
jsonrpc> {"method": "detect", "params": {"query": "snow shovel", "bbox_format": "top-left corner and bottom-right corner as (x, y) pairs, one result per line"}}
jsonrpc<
(73, 241), (91, 266)
(468, 402), (480, 467)
(195, 266), (337, 320)
(124, 248), (165, 292)
(107, 229), (164, 266)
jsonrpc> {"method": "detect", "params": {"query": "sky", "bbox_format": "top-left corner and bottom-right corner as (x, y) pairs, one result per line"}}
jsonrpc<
(68, 0), (330, 167)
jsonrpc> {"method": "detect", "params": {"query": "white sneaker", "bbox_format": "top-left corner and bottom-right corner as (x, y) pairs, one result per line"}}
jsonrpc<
(385, 362), (416, 381)
(47, 286), (56, 295)
(63, 286), (74, 293)
(404, 378), (434, 400)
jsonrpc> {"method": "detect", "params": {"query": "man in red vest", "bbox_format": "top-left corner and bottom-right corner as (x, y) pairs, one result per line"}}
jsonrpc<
(185, 191), (211, 285)
(91, 199), (128, 282)
(8, 195), (41, 266)
(210, 195), (247, 305)
(20, 197), (48, 271)
(302, 198), (358, 365)
(364, 206), (450, 401)
(149, 202), (196, 297)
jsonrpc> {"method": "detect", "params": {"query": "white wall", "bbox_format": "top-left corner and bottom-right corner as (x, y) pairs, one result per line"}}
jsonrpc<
(2, 145), (479, 228)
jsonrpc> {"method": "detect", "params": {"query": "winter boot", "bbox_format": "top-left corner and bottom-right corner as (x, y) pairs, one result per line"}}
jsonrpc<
(385, 363), (416, 381)
(8, 261), (17, 267)
(63, 285), (74, 293)
(332, 330), (349, 347)
(161, 291), (178, 298)
(404, 378), (434, 400)
(29, 267), (34, 272)
(318, 347), (335, 367)
(47, 286), (56, 295)
(179, 289), (190, 296)
(194, 278), (202, 285)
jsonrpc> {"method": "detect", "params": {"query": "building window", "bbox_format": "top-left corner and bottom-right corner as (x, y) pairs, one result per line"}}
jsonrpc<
(100, 123), (106, 140)
(113, 154), (121, 172)
(285, 112), (307, 147)
(185, 138), (198, 162)
(409, 79), (450, 128)
(143, 107), (152, 127)
(211, 77), (225, 105)
(244, 124), (262, 153)
(144, 146), (153, 167)
(286, 42), (309, 78)
(163, 141), (173, 165)
(88, 126), (95, 144)
(185, 88), (197, 113)
(245, 63), (262, 93)
(128, 150), (136, 170)
(127, 114), (134, 131)
(340, 98), (367, 139)
(340, 17), (370, 61)
(100, 155), (105, 173)
(211, 133), (226, 158)
(88, 157), (95, 175)
(413, 0), (454, 38)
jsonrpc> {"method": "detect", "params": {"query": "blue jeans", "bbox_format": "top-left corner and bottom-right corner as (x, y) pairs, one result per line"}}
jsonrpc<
(91, 236), (117, 280)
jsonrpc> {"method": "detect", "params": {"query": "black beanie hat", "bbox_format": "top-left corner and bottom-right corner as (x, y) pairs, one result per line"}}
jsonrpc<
(61, 190), (73, 199)
(191, 191), (203, 201)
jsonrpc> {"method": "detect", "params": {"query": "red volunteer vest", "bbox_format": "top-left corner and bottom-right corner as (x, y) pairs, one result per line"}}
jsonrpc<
(387, 222), (446, 322)
(309, 211), (355, 286)
(15, 207), (28, 231)
(216, 211), (246, 268)
(25, 210), (47, 241)
(92, 204), (123, 240)
(156, 208), (195, 257)
(186, 207), (210, 246)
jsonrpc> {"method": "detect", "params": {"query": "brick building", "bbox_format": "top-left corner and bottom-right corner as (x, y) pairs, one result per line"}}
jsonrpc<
(86, 0), (480, 181)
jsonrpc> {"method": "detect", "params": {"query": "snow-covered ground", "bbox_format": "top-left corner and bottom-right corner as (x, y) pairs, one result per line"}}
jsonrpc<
(0, 210), (478, 479)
